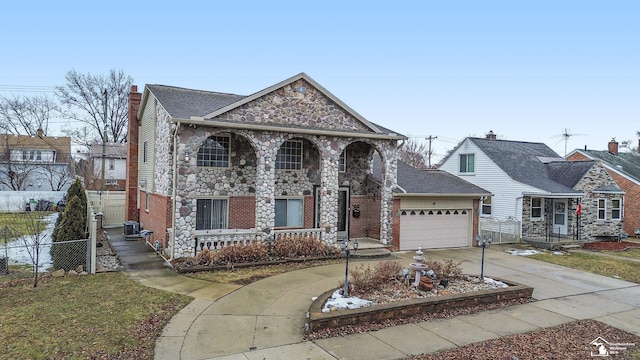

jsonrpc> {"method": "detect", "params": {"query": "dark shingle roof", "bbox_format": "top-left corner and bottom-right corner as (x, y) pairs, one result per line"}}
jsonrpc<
(373, 158), (490, 195)
(582, 150), (640, 182)
(147, 84), (246, 119)
(468, 138), (582, 194)
(547, 160), (594, 188)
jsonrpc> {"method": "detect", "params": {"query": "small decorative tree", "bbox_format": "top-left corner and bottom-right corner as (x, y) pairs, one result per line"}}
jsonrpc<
(51, 196), (87, 271)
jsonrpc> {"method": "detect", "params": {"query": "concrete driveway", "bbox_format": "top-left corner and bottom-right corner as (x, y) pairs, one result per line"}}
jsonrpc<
(107, 229), (640, 360)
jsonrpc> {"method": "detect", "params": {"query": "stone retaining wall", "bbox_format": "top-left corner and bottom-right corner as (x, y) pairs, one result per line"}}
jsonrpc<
(307, 278), (533, 333)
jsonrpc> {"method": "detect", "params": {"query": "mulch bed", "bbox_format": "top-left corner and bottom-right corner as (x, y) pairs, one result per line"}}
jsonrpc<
(582, 241), (640, 251)
(404, 319), (640, 359)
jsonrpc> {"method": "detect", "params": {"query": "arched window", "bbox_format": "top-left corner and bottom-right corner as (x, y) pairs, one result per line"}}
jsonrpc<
(197, 135), (230, 167)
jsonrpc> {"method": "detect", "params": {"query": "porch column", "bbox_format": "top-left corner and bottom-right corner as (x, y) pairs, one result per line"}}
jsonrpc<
(379, 153), (398, 245)
(254, 138), (277, 239)
(318, 139), (342, 244)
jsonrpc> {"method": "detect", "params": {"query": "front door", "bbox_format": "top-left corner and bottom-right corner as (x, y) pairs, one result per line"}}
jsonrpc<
(315, 187), (350, 240)
(552, 199), (568, 235)
(337, 188), (349, 240)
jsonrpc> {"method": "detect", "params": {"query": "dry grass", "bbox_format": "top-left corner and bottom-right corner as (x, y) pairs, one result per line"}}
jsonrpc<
(528, 251), (640, 283)
(601, 248), (640, 260)
(0, 272), (192, 359)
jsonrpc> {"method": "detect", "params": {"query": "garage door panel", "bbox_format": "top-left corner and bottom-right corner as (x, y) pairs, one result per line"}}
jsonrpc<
(399, 209), (470, 250)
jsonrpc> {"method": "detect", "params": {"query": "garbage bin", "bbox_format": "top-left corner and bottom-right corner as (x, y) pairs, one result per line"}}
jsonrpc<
(95, 213), (103, 229)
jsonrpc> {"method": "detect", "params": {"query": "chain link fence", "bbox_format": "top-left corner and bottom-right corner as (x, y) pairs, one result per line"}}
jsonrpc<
(1, 238), (91, 273)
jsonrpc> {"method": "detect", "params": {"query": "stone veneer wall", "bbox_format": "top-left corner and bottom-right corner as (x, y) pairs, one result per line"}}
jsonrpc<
(154, 106), (175, 195)
(573, 162), (624, 239)
(168, 80), (399, 259)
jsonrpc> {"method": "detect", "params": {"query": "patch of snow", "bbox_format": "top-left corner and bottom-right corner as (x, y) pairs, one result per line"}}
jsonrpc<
(552, 251), (565, 255)
(483, 277), (509, 288)
(322, 289), (373, 313)
(506, 249), (539, 256)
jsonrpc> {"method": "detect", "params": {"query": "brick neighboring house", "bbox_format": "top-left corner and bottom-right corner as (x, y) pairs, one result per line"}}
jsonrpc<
(567, 139), (640, 237)
(126, 73), (408, 260)
(89, 142), (127, 191)
(439, 133), (624, 242)
(0, 129), (72, 191)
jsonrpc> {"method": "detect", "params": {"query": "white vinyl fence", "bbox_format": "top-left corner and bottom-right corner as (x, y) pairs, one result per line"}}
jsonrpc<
(86, 191), (126, 227)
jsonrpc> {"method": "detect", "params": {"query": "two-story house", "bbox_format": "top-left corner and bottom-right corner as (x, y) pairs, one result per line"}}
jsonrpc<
(90, 142), (127, 191)
(439, 132), (624, 243)
(0, 129), (72, 191)
(125, 73), (491, 259)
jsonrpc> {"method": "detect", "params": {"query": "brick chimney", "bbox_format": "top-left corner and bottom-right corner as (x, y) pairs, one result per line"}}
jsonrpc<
(608, 138), (618, 156)
(486, 130), (497, 140)
(125, 85), (142, 221)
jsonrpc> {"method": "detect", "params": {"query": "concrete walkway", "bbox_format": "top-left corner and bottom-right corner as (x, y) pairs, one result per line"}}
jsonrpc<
(107, 229), (640, 360)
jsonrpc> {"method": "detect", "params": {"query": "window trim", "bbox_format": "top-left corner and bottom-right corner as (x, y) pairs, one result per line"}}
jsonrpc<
(195, 197), (229, 230)
(274, 197), (304, 228)
(530, 197), (543, 220)
(108, 158), (115, 170)
(145, 192), (150, 213)
(197, 135), (231, 168)
(338, 150), (346, 172)
(459, 153), (475, 174)
(143, 141), (148, 163)
(276, 140), (303, 170)
(481, 196), (491, 216)
(611, 198), (622, 220)
(597, 198), (606, 220)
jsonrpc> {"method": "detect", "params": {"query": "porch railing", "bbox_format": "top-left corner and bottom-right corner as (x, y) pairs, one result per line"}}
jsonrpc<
(273, 228), (324, 241)
(194, 229), (262, 252)
(193, 227), (326, 254)
(522, 223), (576, 242)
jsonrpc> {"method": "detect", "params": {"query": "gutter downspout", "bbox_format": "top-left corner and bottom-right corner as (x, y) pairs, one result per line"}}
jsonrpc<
(168, 121), (180, 262)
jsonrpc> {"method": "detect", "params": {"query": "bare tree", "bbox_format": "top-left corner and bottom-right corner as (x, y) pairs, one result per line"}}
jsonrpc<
(0, 94), (59, 136)
(0, 136), (38, 191)
(56, 69), (133, 147)
(6, 212), (54, 287)
(42, 163), (75, 191)
(398, 139), (430, 169)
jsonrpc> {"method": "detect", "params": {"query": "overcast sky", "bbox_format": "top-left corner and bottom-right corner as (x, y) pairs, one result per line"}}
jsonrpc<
(1, 1), (638, 163)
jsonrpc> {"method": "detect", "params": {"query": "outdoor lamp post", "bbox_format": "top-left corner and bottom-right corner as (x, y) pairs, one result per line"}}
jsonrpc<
(341, 237), (359, 297)
(477, 234), (493, 280)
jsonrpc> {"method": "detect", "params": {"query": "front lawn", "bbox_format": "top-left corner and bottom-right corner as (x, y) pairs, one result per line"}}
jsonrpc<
(0, 272), (192, 359)
(601, 248), (640, 260)
(528, 251), (640, 284)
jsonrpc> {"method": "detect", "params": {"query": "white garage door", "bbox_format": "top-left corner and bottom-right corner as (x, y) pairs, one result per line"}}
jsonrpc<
(399, 209), (470, 250)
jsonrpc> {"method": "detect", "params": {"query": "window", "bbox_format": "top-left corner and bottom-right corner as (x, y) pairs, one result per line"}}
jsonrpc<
(611, 198), (622, 220)
(145, 192), (150, 212)
(197, 135), (230, 167)
(143, 141), (148, 163)
(22, 150), (42, 161)
(597, 199), (606, 220)
(276, 140), (302, 170)
(275, 198), (303, 227)
(196, 199), (228, 230)
(481, 197), (492, 215)
(338, 150), (346, 172)
(109, 158), (115, 170)
(531, 197), (542, 219)
(459, 153), (475, 173)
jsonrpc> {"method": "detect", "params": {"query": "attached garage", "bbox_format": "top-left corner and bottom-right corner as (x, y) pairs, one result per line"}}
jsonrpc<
(399, 208), (470, 250)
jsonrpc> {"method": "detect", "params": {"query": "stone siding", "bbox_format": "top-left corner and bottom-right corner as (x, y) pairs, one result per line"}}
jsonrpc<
(573, 162), (624, 239)
(166, 82), (399, 259)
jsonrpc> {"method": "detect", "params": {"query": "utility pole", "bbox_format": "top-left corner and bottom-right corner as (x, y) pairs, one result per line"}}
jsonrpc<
(425, 135), (437, 168)
(101, 89), (108, 192)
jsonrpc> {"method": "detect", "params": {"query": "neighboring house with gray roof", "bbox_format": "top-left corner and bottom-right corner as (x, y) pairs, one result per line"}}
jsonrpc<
(372, 158), (491, 250)
(125, 73), (411, 260)
(90, 142), (127, 191)
(439, 133), (624, 242)
(568, 139), (640, 236)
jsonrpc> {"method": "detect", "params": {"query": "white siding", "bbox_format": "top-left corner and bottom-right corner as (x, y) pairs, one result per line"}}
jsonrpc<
(439, 139), (540, 222)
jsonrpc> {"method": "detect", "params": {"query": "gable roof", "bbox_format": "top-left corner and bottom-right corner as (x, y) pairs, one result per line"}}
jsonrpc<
(569, 149), (640, 184)
(373, 157), (490, 196)
(91, 142), (127, 159)
(1, 133), (71, 162)
(467, 137), (583, 195)
(142, 73), (405, 140)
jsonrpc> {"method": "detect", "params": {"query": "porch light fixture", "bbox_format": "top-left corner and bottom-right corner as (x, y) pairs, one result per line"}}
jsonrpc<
(341, 237), (359, 297)
(476, 234), (492, 280)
